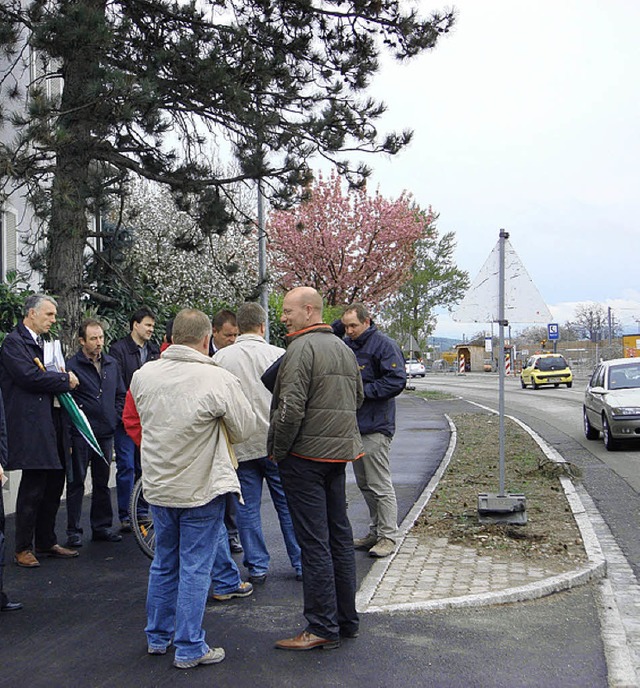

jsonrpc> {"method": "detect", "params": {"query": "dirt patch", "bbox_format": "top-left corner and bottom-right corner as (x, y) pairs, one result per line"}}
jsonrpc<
(411, 411), (588, 572)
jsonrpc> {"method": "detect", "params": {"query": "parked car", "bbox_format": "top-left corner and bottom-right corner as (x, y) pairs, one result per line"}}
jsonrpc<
(405, 359), (426, 377)
(583, 357), (640, 450)
(520, 353), (573, 389)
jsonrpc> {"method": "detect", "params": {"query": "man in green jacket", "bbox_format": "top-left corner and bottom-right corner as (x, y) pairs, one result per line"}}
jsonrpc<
(268, 287), (364, 652)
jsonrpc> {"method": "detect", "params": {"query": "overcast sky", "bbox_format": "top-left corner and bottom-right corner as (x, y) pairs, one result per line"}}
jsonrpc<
(363, 0), (640, 340)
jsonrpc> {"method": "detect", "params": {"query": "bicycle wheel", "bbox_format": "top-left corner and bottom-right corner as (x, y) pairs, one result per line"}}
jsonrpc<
(129, 477), (155, 559)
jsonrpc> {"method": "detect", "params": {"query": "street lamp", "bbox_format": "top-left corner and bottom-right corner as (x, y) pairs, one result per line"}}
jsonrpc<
(257, 179), (269, 342)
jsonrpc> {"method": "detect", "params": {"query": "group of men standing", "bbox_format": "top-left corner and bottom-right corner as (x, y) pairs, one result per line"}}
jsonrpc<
(0, 297), (162, 611)
(0, 286), (407, 671)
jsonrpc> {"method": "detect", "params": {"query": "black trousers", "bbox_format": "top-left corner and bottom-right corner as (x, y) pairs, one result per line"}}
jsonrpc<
(66, 436), (114, 536)
(15, 468), (66, 552)
(0, 484), (7, 605)
(224, 493), (239, 539)
(15, 408), (67, 553)
(278, 455), (358, 640)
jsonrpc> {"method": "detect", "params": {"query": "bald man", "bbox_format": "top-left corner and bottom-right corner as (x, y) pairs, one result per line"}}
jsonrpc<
(268, 287), (364, 651)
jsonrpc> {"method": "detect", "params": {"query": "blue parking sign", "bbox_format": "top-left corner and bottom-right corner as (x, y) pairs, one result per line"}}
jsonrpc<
(547, 323), (559, 340)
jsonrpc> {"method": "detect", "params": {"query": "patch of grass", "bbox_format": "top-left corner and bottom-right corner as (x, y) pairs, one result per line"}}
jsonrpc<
(411, 412), (587, 570)
(407, 389), (455, 401)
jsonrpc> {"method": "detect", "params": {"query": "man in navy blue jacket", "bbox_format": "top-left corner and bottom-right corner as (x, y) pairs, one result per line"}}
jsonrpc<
(0, 294), (80, 568)
(108, 307), (159, 531)
(65, 319), (127, 546)
(340, 303), (406, 558)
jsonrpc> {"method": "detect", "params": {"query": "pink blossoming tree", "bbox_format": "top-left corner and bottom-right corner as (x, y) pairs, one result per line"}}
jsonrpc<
(268, 172), (432, 307)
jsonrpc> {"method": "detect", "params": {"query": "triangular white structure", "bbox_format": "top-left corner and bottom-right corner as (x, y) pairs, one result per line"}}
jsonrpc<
(452, 238), (552, 323)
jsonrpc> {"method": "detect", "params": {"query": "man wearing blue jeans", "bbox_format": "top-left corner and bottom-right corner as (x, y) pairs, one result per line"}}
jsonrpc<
(213, 303), (301, 584)
(110, 306), (159, 532)
(235, 458), (301, 581)
(124, 309), (256, 669)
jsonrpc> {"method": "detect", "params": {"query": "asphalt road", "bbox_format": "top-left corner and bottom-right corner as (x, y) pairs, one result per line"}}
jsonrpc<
(0, 394), (609, 687)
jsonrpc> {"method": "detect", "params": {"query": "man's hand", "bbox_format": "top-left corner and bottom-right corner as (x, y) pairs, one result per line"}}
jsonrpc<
(68, 371), (80, 389)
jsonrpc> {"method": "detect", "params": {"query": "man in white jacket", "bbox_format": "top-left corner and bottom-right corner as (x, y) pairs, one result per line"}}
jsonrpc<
(213, 303), (301, 584)
(124, 308), (256, 670)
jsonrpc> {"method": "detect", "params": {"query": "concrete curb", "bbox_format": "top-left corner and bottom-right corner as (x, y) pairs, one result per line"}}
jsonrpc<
(359, 404), (606, 614)
(356, 415), (457, 611)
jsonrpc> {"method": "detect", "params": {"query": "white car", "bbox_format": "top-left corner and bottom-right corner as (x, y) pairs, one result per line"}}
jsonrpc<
(583, 357), (640, 450)
(405, 359), (426, 377)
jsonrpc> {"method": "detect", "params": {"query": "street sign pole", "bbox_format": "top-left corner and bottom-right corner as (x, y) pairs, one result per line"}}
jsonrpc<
(497, 230), (506, 497)
(477, 229), (527, 525)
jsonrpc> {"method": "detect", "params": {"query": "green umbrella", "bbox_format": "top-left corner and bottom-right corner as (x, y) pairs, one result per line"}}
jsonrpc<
(34, 357), (108, 465)
(57, 391), (108, 465)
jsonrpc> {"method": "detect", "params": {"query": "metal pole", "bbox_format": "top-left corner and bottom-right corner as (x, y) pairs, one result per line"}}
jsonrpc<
(257, 180), (269, 342)
(498, 229), (508, 497)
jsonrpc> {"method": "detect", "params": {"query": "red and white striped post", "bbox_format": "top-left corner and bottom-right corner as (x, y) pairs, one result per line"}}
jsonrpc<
(505, 352), (511, 376)
(459, 355), (465, 374)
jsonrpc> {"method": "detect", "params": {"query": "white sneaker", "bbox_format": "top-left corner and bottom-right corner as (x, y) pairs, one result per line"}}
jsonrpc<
(173, 647), (225, 669)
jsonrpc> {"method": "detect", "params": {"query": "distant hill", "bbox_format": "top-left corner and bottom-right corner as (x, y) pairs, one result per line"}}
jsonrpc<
(430, 337), (459, 353)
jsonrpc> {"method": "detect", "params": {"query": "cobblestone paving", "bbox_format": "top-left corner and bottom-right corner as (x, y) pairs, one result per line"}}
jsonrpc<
(370, 536), (565, 606)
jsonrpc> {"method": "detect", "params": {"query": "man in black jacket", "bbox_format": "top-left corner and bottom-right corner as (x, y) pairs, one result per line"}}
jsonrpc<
(65, 319), (127, 546)
(0, 392), (22, 610)
(108, 307), (159, 532)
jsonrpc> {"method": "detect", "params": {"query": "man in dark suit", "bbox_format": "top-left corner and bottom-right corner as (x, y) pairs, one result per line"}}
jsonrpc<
(0, 392), (22, 610)
(109, 307), (160, 532)
(0, 294), (80, 568)
(65, 319), (127, 547)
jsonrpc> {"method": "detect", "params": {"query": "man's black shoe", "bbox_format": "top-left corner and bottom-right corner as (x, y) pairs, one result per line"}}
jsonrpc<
(65, 534), (83, 548)
(92, 530), (123, 543)
(340, 627), (359, 639)
(249, 574), (267, 585)
(1, 601), (23, 612)
(229, 536), (243, 553)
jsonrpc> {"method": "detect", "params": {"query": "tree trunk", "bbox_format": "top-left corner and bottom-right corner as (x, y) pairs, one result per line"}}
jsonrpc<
(42, 0), (106, 353)
(44, 166), (88, 353)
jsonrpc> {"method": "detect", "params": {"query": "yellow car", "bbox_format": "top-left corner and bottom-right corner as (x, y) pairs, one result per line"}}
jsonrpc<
(520, 353), (573, 389)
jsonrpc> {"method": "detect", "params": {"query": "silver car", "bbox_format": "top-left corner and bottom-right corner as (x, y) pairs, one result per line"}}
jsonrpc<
(583, 357), (640, 450)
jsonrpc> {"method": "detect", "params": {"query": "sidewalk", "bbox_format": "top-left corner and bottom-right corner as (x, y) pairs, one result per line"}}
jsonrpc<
(358, 408), (606, 614)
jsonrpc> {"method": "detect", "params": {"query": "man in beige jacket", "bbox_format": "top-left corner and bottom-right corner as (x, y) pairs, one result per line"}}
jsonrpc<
(213, 302), (301, 584)
(124, 308), (255, 670)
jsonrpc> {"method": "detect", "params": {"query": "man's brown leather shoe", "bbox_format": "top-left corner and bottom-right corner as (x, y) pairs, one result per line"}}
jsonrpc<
(36, 544), (79, 559)
(15, 551), (40, 568)
(275, 630), (340, 651)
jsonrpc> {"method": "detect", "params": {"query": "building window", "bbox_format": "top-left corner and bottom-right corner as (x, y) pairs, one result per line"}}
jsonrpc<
(29, 49), (63, 101)
(0, 208), (18, 279)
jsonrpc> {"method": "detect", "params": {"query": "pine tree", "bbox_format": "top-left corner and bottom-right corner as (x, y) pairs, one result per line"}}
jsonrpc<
(0, 0), (454, 333)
